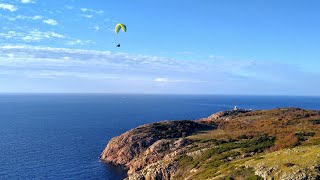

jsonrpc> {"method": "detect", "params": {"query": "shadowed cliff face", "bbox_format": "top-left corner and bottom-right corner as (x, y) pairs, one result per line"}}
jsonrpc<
(100, 108), (320, 180)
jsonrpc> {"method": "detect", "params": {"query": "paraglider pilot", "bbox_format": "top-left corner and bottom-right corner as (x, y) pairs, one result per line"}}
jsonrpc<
(115, 23), (126, 48)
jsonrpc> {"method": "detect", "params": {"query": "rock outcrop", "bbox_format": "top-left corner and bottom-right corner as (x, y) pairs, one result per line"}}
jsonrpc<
(100, 120), (212, 179)
(196, 108), (252, 124)
(100, 108), (320, 180)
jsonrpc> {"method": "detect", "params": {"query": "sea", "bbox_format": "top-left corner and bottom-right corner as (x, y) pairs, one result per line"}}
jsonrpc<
(0, 94), (320, 180)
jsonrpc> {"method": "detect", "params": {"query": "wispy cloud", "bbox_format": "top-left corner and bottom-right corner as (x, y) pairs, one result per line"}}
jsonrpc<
(80, 8), (103, 14)
(65, 5), (74, 10)
(0, 31), (19, 39)
(176, 51), (194, 55)
(65, 39), (94, 46)
(154, 77), (205, 83)
(81, 14), (93, 18)
(208, 55), (225, 60)
(21, 0), (35, 4)
(1, 45), (319, 94)
(0, 45), (203, 79)
(13, 15), (43, 21)
(32, 15), (43, 20)
(0, 3), (17, 12)
(0, 1), (116, 50)
(0, 14), (44, 22)
(79, 8), (104, 19)
(0, 30), (64, 42)
(43, 19), (58, 26)
(0, 28), (93, 47)
(93, 26), (100, 31)
(22, 30), (64, 42)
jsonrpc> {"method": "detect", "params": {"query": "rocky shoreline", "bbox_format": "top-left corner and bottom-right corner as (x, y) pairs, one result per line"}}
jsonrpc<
(100, 108), (320, 180)
(100, 121), (213, 178)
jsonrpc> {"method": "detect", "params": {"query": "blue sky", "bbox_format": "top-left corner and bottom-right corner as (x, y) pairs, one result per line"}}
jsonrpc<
(0, 0), (320, 95)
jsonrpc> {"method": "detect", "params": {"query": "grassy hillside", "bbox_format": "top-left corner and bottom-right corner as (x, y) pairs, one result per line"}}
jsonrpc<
(173, 108), (320, 179)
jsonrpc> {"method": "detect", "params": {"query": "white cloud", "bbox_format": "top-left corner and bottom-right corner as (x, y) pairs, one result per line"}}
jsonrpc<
(0, 46), (319, 94)
(0, 14), (44, 21)
(43, 19), (58, 26)
(93, 26), (100, 31)
(23, 35), (41, 41)
(0, 45), (198, 76)
(26, 71), (95, 79)
(80, 8), (103, 14)
(0, 28), (92, 46)
(154, 78), (170, 82)
(0, 45), (314, 90)
(66, 39), (94, 45)
(32, 15), (43, 20)
(21, 0), (35, 4)
(12, 15), (43, 20)
(82, 14), (93, 18)
(0, 3), (17, 12)
(65, 5), (74, 10)
(50, 32), (64, 38)
(154, 77), (206, 83)
(0, 31), (18, 39)
(80, 8), (103, 19)
(22, 30), (65, 42)
(209, 55), (225, 59)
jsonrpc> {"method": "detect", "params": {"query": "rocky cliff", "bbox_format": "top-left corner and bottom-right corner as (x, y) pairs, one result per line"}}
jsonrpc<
(100, 121), (213, 179)
(100, 108), (320, 180)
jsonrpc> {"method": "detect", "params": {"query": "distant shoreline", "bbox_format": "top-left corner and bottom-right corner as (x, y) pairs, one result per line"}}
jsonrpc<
(0, 93), (320, 97)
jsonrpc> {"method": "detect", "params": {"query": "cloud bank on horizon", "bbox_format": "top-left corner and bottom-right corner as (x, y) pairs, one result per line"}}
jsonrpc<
(0, 0), (319, 95)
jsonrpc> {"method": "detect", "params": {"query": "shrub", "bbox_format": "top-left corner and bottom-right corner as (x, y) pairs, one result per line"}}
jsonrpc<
(283, 163), (295, 167)
(238, 134), (249, 139)
(295, 131), (316, 141)
(272, 134), (299, 150)
(310, 119), (320, 125)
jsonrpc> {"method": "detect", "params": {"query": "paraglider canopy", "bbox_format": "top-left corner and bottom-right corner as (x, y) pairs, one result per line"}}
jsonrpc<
(114, 23), (126, 47)
(115, 23), (127, 34)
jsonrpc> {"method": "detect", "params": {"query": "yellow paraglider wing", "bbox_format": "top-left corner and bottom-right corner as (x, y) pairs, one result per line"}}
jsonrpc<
(115, 23), (127, 34)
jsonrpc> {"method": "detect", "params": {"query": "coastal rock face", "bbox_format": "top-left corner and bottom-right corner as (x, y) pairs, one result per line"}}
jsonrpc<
(100, 120), (211, 179)
(127, 138), (191, 175)
(197, 108), (252, 123)
(128, 159), (179, 180)
(101, 108), (320, 180)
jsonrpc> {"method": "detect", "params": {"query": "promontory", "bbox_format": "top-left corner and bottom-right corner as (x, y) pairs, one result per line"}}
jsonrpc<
(100, 108), (320, 180)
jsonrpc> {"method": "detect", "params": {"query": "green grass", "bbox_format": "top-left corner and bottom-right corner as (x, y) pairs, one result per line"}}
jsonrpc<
(226, 166), (263, 180)
(295, 131), (316, 142)
(175, 136), (275, 179)
(310, 119), (320, 125)
(245, 145), (320, 179)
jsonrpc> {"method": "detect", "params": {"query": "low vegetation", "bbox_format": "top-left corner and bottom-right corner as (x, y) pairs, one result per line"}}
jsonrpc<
(173, 108), (320, 179)
(245, 145), (320, 179)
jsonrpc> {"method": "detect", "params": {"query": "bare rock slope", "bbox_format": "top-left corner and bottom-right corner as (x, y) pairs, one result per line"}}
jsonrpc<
(100, 120), (212, 179)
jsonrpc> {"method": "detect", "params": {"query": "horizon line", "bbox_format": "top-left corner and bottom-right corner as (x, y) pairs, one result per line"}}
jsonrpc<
(0, 92), (320, 97)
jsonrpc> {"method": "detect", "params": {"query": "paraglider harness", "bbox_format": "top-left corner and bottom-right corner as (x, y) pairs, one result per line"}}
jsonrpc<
(115, 23), (126, 48)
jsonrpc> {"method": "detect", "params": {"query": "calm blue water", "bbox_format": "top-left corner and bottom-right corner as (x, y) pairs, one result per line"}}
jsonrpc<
(0, 94), (320, 180)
